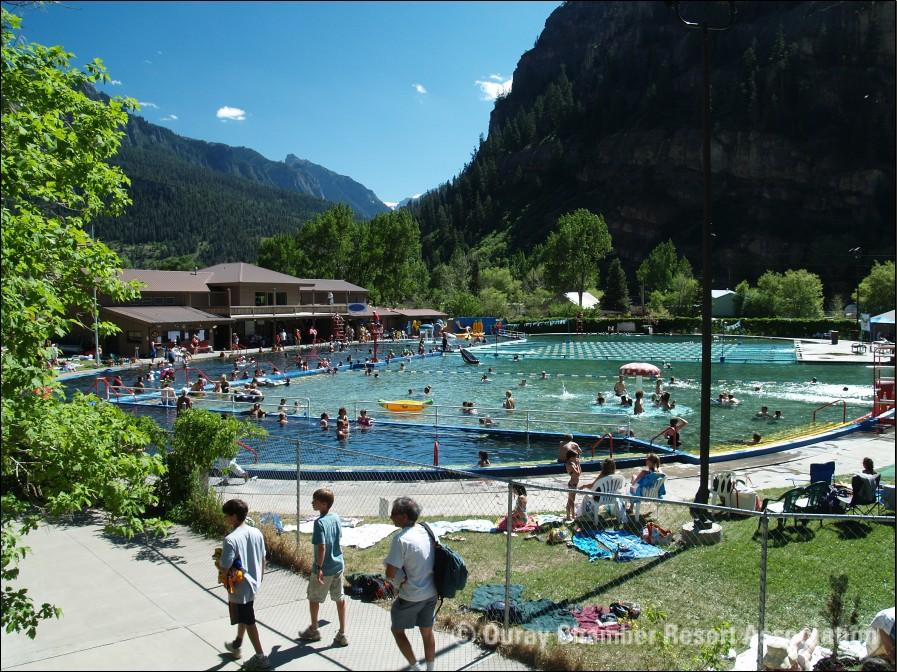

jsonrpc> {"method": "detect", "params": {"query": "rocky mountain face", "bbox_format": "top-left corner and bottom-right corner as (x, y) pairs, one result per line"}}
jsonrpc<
(413, 1), (895, 295)
(119, 114), (389, 219)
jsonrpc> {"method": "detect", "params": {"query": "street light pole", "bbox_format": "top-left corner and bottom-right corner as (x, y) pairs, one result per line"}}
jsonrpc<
(668, 1), (735, 511)
(92, 223), (101, 365)
(849, 247), (862, 341)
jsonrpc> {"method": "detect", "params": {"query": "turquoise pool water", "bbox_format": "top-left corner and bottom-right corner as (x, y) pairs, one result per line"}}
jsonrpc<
(66, 335), (877, 465)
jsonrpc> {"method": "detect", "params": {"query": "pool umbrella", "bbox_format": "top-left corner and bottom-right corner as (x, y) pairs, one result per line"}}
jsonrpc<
(620, 362), (661, 377)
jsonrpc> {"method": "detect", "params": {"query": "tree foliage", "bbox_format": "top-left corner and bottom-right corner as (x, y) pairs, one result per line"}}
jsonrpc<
(857, 260), (895, 316)
(636, 240), (690, 296)
(258, 205), (429, 305)
(542, 209), (612, 307)
(1, 9), (167, 637)
(734, 269), (825, 318)
(602, 258), (630, 312)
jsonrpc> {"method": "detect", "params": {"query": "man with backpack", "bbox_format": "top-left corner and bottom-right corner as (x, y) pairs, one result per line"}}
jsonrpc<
(384, 497), (437, 671)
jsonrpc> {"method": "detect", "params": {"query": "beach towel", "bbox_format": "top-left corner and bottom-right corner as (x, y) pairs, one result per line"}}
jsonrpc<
(572, 530), (666, 562)
(426, 519), (495, 538)
(495, 515), (537, 533)
(470, 584), (525, 611)
(571, 605), (629, 640)
(469, 584), (575, 631)
(634, 471), (666, 498)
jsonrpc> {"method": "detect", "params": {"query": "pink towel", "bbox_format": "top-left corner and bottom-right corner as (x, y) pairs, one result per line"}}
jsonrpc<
(495, 515), (537, 533)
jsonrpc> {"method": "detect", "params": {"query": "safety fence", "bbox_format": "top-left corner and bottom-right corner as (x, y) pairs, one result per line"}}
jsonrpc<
(206, 439), (895, 671)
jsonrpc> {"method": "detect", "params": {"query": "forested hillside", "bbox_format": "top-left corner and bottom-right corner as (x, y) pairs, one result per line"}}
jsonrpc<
(410, 1), (895, 297)
(94, 146), (333, 269)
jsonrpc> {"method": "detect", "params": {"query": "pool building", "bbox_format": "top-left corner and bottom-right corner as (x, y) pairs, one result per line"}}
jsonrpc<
(66, 262), (445, 357)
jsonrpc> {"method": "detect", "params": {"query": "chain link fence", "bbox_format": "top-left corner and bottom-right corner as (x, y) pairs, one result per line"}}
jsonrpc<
(200, 429), (895, 671)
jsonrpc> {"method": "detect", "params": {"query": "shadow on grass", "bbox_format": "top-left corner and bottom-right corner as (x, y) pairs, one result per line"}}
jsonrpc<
(830, 519), (873, 540)
(757, 524), (818, 547)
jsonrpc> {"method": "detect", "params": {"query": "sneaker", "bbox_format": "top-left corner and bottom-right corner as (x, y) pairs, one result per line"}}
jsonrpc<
(241, 653), (270, 670)
(224, 640), (242, 659)
(298, 626), (321, 641)
(332, 631), (348, 647)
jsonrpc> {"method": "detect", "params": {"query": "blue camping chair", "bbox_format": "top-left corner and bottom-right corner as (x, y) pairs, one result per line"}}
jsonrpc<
(789, 461), (835, 487)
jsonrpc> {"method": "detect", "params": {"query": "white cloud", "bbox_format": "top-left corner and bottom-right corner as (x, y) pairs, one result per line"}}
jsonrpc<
(160, 114), (178, 122)
(383, 201), (399, 209)
(157, 50), (163, 55)
(475, 76), (513, 101)
(413, 83), (427, 95)
(138, 101), (159, 109)
(216, 106), (246, 122)
(412, 193), (422, 199)
(143, 59), (152, 64)
(109, 79), (122, 85)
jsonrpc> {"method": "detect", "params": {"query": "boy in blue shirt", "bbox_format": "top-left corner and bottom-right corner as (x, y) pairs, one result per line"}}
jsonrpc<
(298, 488), (348, 646)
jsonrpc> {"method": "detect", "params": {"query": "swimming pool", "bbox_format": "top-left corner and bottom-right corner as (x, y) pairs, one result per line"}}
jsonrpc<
(65, 335), (877, 466)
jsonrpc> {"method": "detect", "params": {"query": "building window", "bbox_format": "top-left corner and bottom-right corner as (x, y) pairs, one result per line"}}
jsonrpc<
(255, 292), (269, 306)
(275, 291), (287, 305)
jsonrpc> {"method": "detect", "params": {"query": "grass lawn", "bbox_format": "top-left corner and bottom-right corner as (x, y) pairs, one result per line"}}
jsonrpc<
(290, 501), (894, 670)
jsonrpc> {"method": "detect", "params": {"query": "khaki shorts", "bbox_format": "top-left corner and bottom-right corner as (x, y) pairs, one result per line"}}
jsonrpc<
(307, 570), (344, 603)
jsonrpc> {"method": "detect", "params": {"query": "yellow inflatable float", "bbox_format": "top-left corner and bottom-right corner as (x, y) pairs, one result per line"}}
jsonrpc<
(378, 398), (434, 412)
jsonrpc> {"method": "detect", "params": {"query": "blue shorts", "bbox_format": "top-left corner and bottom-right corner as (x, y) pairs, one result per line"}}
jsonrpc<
(391, 596), (437, 630)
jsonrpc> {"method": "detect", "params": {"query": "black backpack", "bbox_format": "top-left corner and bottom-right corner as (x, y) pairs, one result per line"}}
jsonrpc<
(421, 523), (468, 606)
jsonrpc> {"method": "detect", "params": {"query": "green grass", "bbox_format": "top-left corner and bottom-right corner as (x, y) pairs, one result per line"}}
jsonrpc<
(297, 505), (894, 670)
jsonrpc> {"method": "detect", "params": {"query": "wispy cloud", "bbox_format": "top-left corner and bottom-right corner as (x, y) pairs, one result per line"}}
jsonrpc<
(383, 201), (399, 209)
(216, 105), (246, 122)
(138, 101), (159, 109)
(109, 79), (122, 86)
(143, 59), (153, 64)
(157, 50), (163, 55)
(160, 114), (178, 122)
(413, 83), (427, 95)
(475, 75), (513, 101)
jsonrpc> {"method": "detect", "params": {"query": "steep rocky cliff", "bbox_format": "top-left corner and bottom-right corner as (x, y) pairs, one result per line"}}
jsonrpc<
(412, 1), (894, 295)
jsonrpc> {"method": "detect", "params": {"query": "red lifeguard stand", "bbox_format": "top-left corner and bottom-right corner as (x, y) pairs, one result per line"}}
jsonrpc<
(872, 343), (895, 426)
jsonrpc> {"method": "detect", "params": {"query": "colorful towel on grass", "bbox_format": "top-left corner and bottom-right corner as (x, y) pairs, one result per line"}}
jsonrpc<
(571, 530), (667, 562)
(571, 605), (629, 640)
(495, 515), (537, 533)
(469, 584), (575, 632)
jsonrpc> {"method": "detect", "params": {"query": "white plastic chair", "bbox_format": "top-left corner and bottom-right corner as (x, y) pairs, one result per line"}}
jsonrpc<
(630, 473), (666, 521)
(588, 474), (627, 525)
(711, 471), (740, 507)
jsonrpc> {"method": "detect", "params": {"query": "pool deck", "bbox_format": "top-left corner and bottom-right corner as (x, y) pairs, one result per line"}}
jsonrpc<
(795, 338), (882, 364)
(209, 426), (895, 519)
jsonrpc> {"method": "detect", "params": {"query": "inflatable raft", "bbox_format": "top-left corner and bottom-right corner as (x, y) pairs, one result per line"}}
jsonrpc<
(378, 398), (434, 412)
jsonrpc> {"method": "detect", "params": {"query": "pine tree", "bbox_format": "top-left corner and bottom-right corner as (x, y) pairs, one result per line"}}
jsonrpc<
(603, 258), (630, 312)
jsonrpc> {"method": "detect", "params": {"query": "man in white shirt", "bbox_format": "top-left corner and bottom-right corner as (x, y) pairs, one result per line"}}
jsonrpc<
(384, 497), (436, 672)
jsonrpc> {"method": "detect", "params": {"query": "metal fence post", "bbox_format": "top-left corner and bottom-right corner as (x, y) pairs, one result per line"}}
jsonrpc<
(504, 481), (514, 634)
(757, 512), (769, 671)
(296, 439), (302, 553)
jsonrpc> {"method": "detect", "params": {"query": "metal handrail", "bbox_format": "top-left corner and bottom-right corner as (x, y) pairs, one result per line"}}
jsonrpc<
(812, 399), (847, 424)
(590, 433), (615, 459)
(105, 384), (311, 418)
(236, 440), (259, 464)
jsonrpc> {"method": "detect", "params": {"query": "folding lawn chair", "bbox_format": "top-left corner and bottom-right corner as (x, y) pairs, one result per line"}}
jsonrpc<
(788, 461), (835, 488)
(838, 473), (883, 516)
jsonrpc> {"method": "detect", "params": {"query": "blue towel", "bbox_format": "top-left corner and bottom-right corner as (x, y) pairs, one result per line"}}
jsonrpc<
(634, 471), (666, 498)
(260, 512), (284, 534)
(572, 530), (666, 562)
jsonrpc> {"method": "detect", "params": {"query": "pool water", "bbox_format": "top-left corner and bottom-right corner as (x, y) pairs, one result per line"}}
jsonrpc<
(64, 336), (876, 466)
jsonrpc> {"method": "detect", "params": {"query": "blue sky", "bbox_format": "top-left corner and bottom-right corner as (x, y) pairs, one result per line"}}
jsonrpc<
(15, 1), (561, 205)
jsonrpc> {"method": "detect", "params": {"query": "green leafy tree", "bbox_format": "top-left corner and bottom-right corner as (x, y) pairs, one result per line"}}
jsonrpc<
(445, 291), (483, 317)
(636, 240), (681, 300)
(1, 9), (168, 637)
(756, 269), (824, 318)
(602, 258), (630, 312)
(857, 260), (895, 316)
(542, 209), (612, 307)
(355, 210), (428, 305)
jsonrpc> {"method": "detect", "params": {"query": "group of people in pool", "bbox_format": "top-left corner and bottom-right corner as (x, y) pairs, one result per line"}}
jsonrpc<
(595, 375), (678, 416)
(318, 407), (375, 440)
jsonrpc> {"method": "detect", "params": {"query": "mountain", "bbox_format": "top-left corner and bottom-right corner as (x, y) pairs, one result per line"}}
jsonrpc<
(119, 114), (389, 219)
(395, 195), (422, 210)
(410, 1), (895, 296)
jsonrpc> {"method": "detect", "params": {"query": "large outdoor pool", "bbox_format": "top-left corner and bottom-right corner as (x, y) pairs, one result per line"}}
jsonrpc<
(63, 335), (877, 467)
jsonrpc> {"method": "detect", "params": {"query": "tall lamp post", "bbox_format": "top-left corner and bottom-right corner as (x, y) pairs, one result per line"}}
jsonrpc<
(667, 1), (735, 510)
(849, 247), (862, 341)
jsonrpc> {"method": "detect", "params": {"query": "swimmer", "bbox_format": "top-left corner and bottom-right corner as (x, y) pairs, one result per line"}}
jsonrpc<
(756, 405), (769, 419)
(478, 416), (494, 427)
(424, 385), (432, 396)
(320, 412), (329, 430)
(477, 450), (491, 467)
(541, 371), (548, 380)
(481, 373), (491, 383)
(739, 432), (762, 445)
(595, 394), (606, 406)
(503, 390), (516, 410)
(278, 411), (288, 425)
(811, 377), (817, 384)
(668, 377), (676, 386)
(358, 409), (373, 427)
(613, 375), (627, 397)
(519, 379), (527, 387)
(772, 410), (784, 420)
